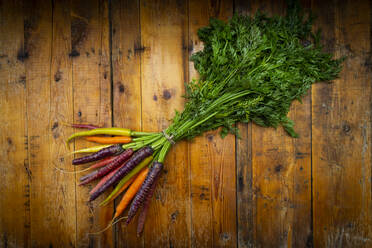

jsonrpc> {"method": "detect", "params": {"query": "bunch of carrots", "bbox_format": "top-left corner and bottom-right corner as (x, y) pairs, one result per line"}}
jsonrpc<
(61, 2), (343, 236)
(66, 124), (167, 235)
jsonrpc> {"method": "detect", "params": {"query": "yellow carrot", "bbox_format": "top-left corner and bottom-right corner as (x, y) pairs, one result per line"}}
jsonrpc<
(71, 144), (112, 154)
(85, 136), (132, 144)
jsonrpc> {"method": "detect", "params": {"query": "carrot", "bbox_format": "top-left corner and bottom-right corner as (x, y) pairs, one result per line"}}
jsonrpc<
(72, 123), (100, 129)
(85, 136), (132, 144)
(90, 166), (121, 195)
(90, 165), (134, 195)
(72, 145), (123, 165)
(99, 156), (153, 206)
(126, 162), (163, 224)
(57, 156), (116, 174)
(79, 149), (134, 185)
(67, 127), (132, 144)
(89, 156), (115, 169)
(114, 168), (149, 219)
(95, 172), (141, 207)
(71, 144), (113, 155)
(53, 156), (115, 174)
(98, 174), (135, 198)
(137, 175), (160, 236)
(106, 169), (142, 202)
(89, 146), (154, 201)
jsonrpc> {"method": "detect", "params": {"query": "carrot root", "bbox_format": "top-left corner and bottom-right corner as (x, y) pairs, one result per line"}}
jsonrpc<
(53, 165), (91, 174)
(60, 121), (101, 130)
(87, 216), (127, 235)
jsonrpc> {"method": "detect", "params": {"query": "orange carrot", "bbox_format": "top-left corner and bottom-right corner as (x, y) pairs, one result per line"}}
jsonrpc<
(97, 176), (135, 205)
(107, 169), (144, 202)
(114, 168), (149, 219)
(85, 136), (132, 144)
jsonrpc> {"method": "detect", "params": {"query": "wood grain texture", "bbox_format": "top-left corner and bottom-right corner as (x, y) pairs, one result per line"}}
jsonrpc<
(0, 0), (371, 247)
(188, 1), (236, 247)
(312, 0), (372, 247)
(140, 0), (190, 247)
(71, 0), (113, 246)
(22, 0), (67, 247)
(245, 1), (312, 247)
(111, 0), (142, 132)
(0, 1), (30, 247)
(50, 0), (76, 246)
(111, 0), (143, 246)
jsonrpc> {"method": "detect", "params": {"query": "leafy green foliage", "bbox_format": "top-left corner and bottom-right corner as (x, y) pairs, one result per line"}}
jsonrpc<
(166, 1), (343, 140)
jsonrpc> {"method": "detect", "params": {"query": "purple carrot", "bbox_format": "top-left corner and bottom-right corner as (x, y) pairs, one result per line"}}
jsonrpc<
(79, 148), (133, 185)
(126, 162), (163, 225)
(71, 123), (100, 129)
(72, 145), (123, 165)
(89, 146), (154, 201)
(136, 175), (160, 236)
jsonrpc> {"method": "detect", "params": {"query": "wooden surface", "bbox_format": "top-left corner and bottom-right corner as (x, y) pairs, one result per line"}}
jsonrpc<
(0, 0), (371, 247)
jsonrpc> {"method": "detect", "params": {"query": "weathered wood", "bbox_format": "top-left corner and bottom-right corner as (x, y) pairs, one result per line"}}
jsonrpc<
(111, 0), (143, 246)
(312, 0), (372, 247)
(235, 121), (253, 248)
(140, 0), (190, 247)
(242, 1), (313, 247)
(188, 0), (236, 247)
(234, 2), (254, 248)
(0, 1), (30, 247)
(111, 0), (142, 131)
(49, 0), (77, 246)
(0, 0), (371, 247)
(71, 0), (113, 246)
(22, 0), (72, 246)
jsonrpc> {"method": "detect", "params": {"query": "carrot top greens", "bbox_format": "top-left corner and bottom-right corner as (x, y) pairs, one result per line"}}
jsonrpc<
(164, 1), (343, 140)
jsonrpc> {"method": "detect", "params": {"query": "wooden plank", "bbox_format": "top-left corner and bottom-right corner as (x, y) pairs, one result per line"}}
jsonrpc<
(140, 0), (190, 247)
(243, 1), (313, 247)
(234, 2), (254, 248)
(188, 0), (236, 247)
(0, 1), (30, 247)
(312, 0), (372, 246)
(111, 0), (143, 246)
(71, 0), (113, 246)
(111, 0), (142, 132)
(22, 0), (75, 246)
(49, 0), (77, 246)
(235, 120), (253, 248)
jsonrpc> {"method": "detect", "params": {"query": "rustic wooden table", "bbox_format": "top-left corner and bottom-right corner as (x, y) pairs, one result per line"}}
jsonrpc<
(0, 0), (371, 247)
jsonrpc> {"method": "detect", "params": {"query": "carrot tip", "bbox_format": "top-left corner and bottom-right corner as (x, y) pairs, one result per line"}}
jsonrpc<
(53, 165), (91, 174)
(87, 216), (127, 235)
(60, 120), (72, 127)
